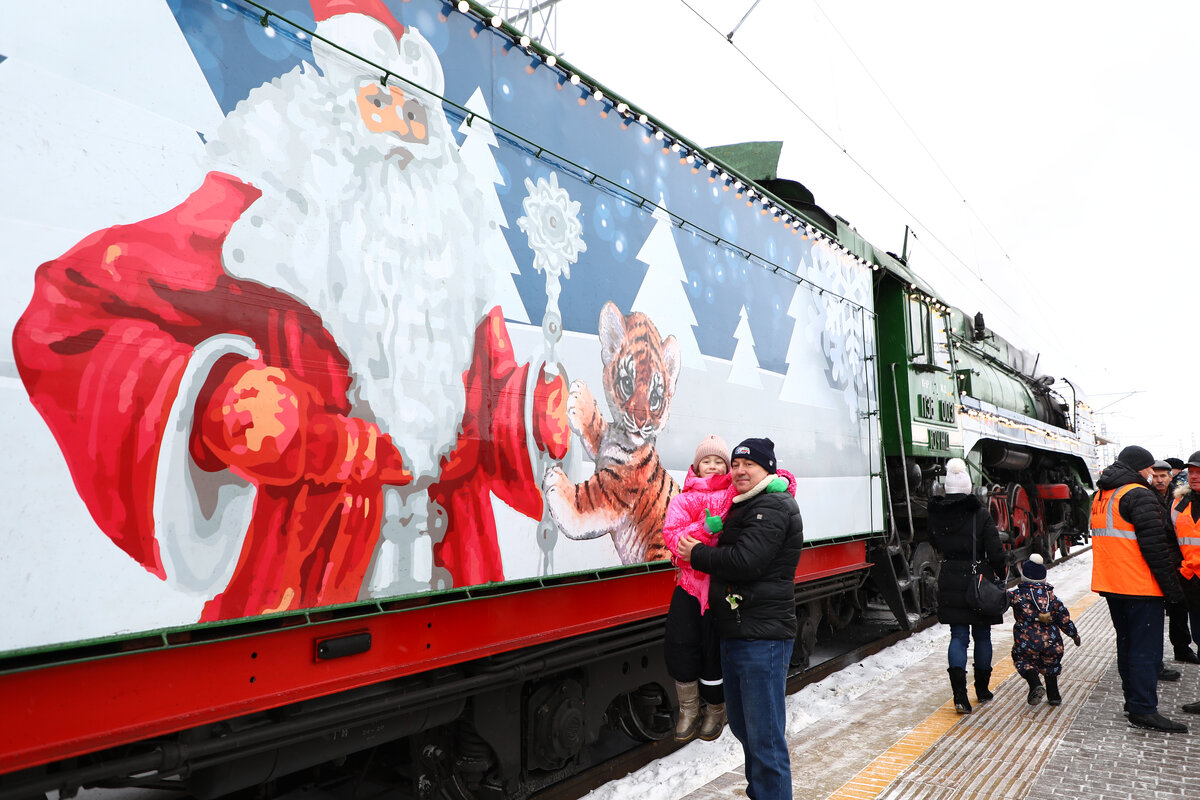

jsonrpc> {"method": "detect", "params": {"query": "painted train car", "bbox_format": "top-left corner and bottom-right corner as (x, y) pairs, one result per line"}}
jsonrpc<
(0, 1), (1095, 798)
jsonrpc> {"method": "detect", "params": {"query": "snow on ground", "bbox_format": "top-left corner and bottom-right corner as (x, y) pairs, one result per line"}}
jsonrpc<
(583, 551), (1096, 800)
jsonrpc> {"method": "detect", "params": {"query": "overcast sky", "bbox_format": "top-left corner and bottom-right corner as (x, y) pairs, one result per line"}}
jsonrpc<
(551, 0), (1200, 461)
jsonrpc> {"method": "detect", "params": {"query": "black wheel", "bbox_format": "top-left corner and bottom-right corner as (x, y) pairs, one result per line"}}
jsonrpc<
(790, 602), (820, 669)
(1057, 533), (1072, 561)
(822, 591), (858, 631)
(1033, 531), (1054, 566)
(910, 542), (940, 617)
(612, 685), (672, 742)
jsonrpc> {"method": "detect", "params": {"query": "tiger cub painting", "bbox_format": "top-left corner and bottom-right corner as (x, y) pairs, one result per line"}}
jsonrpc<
(543, 300), (682, 564)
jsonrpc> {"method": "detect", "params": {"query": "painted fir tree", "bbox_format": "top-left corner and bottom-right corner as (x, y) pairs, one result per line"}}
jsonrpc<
(458, 88), (529, 324)
(631, 199), (704, 369)
(779, 284), (809, 403)
(727, 304), (763, 389)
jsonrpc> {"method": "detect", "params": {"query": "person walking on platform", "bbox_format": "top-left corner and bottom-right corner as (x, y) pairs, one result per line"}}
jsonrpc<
(1009, 554), (1081, 706)
(1153, 460), (1200, 664)
(1091, 445), (1188, 733)
(678, 437), (803, 800)
(1172, 453), (1200, 717)
(928, 458), (1007, 715)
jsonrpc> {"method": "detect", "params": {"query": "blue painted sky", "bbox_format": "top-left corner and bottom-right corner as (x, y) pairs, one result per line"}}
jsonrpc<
(165, 0), (835, 373)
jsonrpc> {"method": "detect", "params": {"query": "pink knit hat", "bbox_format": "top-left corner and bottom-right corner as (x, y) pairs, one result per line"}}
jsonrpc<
(693, 435), (730, 473)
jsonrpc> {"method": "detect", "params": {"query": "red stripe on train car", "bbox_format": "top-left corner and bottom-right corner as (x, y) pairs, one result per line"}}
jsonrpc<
(796, 539), (870, 581)
(0, 540), (867, 775)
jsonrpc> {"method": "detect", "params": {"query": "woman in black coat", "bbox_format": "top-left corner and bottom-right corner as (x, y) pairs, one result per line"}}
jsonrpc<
(928, 458), (1007, 714)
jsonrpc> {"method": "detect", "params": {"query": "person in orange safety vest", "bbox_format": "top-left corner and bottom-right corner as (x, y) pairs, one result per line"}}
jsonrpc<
(1172, 452), (1200, 715)
(1091, 445), (1186, 733)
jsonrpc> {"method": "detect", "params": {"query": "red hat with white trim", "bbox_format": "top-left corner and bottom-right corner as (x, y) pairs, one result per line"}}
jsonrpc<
(311, 0), (404, 40)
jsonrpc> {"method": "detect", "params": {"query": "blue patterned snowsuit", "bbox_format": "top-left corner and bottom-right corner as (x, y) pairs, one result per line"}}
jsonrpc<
(1009, 581), (1079, 677)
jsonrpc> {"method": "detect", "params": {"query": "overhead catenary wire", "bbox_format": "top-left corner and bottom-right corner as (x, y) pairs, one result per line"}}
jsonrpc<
(808, 0), (1013, 265)
(725, 0), (765, 42)
(675, 3), (983, 276)
(671, 0), (1047, 340)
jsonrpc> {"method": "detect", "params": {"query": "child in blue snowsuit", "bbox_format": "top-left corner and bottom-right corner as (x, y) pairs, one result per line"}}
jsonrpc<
(1009, 554), (1080, 706)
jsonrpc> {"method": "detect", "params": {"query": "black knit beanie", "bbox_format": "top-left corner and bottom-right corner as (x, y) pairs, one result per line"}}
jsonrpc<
(732, 437), (777, 474)
(1117, 445), (1154, 472)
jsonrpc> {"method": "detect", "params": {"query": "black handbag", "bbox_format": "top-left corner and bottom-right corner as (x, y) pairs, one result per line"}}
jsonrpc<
(965, 515), (1007, 616)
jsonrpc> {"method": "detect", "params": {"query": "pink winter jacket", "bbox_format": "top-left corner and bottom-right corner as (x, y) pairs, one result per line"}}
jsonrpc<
(663, 468), (797, 614)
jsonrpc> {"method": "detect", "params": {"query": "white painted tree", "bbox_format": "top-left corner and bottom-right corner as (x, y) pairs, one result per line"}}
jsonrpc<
(727, 304), (763, 389)
(458, 88), (529, 323)
(778, 286), (809, 403)
(631, 199), (705, 369)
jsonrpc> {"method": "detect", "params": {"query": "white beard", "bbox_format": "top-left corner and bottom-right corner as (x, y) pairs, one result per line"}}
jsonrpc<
(209, 62), (496, 480)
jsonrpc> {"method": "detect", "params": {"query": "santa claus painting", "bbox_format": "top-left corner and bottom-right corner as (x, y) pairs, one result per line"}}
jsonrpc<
(12, 0), (577, 622)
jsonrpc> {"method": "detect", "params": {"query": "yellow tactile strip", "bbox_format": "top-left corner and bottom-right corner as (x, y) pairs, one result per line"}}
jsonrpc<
(825, 592), (1105, 800)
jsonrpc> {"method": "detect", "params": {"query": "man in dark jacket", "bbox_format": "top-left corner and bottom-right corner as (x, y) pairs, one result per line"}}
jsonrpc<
(678, 437), (802, 800)
(1091, 445), (1188, 732)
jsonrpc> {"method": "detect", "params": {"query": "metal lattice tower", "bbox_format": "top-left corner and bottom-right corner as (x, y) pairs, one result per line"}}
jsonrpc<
(482, 0), (561, 53)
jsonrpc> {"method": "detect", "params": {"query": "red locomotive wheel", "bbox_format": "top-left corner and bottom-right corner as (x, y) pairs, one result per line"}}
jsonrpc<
(1008, 484), (1032, 549)
(988, 490), (1010, 543)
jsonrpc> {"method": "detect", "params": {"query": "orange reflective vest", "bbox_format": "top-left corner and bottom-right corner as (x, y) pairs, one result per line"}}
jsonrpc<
(1091, 484), (1163, 596)
(1173, 494), (1200, 581)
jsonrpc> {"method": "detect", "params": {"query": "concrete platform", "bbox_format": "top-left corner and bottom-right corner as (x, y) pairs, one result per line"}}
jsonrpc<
(681, 555), (1200, 800)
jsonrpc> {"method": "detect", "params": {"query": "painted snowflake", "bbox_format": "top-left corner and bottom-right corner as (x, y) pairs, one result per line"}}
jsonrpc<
(517, 172), (587, 280)
(806, 244), (875, 412)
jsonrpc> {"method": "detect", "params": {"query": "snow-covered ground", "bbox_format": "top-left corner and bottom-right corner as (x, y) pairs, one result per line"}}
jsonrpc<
(583, 551), (1097, 800)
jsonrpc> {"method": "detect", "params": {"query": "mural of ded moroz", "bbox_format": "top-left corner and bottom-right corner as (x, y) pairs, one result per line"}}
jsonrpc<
(0, 0), (880, 655)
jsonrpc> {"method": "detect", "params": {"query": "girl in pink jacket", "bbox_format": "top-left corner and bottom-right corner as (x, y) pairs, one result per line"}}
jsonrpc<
(663, 435), (732, 742)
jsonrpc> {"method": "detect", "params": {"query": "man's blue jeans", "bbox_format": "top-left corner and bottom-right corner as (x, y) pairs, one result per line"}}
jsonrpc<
(948, 623), (993, 671)
(1106, 595), (1164, 714)
(721, 638), (791, 800)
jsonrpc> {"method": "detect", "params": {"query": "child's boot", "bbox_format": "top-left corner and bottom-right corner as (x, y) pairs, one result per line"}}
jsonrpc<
(1045, 674), (1062, 706)
(698, 702), (726, 741)
(1024, 672), (1045, 705)
(974, 667), (994, 702)
(948, 667), (971, 714)
(674, 681), (701, 741)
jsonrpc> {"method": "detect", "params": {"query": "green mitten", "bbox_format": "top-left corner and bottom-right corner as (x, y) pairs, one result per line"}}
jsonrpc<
(704, 508), (723, 533)
(764, 476), (789, 493)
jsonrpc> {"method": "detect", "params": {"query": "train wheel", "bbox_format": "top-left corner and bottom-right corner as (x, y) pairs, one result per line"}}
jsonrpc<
(910, 542), (939, 617)
(791, 602), (821, 669)
(1008, 484), (1032, 549)
(1057, 532), (1073, 561)
(988, 490), (1010, 548)
(822, 591), (858, 631)
(612, 684), (672, 742)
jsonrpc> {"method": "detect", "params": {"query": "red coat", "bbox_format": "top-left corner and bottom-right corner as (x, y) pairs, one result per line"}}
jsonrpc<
(14, 171), (567, 622)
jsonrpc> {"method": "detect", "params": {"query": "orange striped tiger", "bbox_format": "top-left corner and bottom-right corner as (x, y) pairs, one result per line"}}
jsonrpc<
(543, 301), (681, 564)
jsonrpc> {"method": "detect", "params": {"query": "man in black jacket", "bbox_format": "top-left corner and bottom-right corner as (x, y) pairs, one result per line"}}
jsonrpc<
(678, 437), (802, 800)
(1091, 445), (1187, 732)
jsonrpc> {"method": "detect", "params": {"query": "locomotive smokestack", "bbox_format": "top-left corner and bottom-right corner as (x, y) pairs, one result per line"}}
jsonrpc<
(973, 312), (987, 342)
